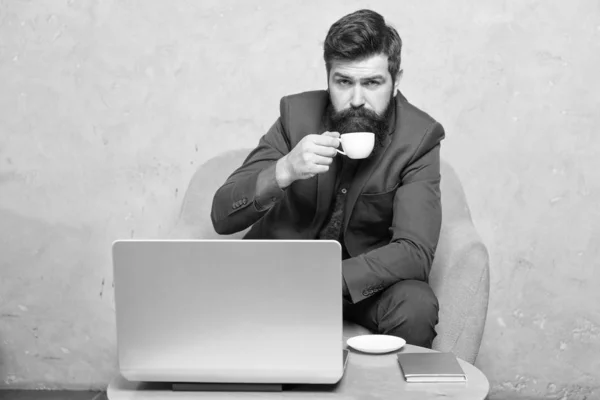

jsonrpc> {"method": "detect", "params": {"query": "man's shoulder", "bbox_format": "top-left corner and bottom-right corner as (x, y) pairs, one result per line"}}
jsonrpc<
(396, 93), (440, 127)
(278, 90), (329, 135)
(394, 93), (445, 158)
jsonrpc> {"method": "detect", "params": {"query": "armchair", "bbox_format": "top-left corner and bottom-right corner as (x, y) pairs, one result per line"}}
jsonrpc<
(169, 148), (490, 364)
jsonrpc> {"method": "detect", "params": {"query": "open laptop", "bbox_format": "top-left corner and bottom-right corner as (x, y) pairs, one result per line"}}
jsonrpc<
(111, 239), (349, 391)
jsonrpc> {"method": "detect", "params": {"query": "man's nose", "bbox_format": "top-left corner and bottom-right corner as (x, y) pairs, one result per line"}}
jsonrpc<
(350, 86), (365, 108)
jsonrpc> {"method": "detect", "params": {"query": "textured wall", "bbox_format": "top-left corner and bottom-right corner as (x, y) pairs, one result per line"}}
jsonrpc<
(1, 0), (599, 398)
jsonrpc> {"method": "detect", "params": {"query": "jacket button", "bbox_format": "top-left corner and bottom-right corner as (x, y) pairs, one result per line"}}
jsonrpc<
(242, 198), (247, 204)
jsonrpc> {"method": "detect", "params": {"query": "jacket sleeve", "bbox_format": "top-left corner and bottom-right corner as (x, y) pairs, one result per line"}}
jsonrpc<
(342, 121), (445, 304)
(210, 117), (291, 235)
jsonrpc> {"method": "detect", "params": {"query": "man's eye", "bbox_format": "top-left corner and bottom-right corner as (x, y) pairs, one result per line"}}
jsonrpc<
(338, 80), (351, 85)
(365, 81), (379, 86)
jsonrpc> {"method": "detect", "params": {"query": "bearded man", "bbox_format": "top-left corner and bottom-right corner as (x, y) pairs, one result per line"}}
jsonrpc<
(210, 9), (445, 348)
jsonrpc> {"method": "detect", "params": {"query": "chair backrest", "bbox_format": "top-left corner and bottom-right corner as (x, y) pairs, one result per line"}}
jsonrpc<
(173, 148), (490, 363)
(172, 148), (254, 239)
(429, 160), (490, 363)
(430, 159), (478, 289)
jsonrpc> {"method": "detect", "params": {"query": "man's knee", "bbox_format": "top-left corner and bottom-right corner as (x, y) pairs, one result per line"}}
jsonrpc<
(376, 280), (439, 347)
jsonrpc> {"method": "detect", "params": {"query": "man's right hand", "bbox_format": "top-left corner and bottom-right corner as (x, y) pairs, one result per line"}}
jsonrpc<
(275, 131), (340, 189)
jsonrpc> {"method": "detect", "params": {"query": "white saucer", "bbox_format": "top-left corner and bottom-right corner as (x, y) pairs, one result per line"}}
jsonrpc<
(346, 334), (406, 354)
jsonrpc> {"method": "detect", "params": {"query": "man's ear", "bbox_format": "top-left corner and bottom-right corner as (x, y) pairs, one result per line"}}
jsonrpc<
(393, 68), (403, 96)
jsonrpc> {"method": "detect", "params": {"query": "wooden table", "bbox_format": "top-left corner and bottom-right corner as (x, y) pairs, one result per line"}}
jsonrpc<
(107, 344), (489, 399)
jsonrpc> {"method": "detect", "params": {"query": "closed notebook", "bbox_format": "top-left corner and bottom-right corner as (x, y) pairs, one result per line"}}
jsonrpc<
(397, 352), (467, 383)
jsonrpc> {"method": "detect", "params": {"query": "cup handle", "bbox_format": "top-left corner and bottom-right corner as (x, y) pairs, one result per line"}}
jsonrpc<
(336, 149), (346, 156)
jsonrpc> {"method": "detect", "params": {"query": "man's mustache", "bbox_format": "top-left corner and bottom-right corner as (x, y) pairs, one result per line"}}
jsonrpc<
(331, 106), (385, 122)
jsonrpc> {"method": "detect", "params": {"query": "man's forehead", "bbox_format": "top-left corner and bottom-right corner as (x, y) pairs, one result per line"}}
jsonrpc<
(329, 54), (390, 78)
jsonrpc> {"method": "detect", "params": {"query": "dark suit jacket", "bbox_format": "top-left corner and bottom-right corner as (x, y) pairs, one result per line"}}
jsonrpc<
(210, 90), (445, 304)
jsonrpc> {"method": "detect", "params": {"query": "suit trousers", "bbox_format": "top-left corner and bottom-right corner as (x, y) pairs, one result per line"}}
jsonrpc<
(343, 279), (439, 348)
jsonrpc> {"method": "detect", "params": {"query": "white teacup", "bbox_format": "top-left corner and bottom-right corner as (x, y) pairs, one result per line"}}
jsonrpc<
(336, 132), (375, 159)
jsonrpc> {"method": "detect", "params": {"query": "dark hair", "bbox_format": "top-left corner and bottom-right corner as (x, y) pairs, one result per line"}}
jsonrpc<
(323, 9), (402, 80)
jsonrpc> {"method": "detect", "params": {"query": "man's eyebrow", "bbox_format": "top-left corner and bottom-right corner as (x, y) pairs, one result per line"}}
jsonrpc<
(332, 72), (386, 81)
(332, 72), (352, 79)
(361, 75), (386, 81)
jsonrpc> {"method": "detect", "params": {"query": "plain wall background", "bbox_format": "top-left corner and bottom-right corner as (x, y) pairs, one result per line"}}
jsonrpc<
(1, 0), (599, 398)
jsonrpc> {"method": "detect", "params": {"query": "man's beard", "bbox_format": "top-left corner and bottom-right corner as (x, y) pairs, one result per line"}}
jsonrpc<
(325, 92), (395, 152)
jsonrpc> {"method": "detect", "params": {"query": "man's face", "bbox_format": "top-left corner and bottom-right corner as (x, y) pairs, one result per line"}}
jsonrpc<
(326, 53), (401, 147)
(328, 53), (398, 115)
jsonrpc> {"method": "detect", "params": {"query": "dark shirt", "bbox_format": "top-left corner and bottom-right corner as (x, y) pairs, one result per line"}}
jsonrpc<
(316, 156), (361, 260)
(316, 156), (361, 300)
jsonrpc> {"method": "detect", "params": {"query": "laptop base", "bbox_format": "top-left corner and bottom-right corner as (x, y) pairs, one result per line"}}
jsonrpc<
(172, 383), (283, 392)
